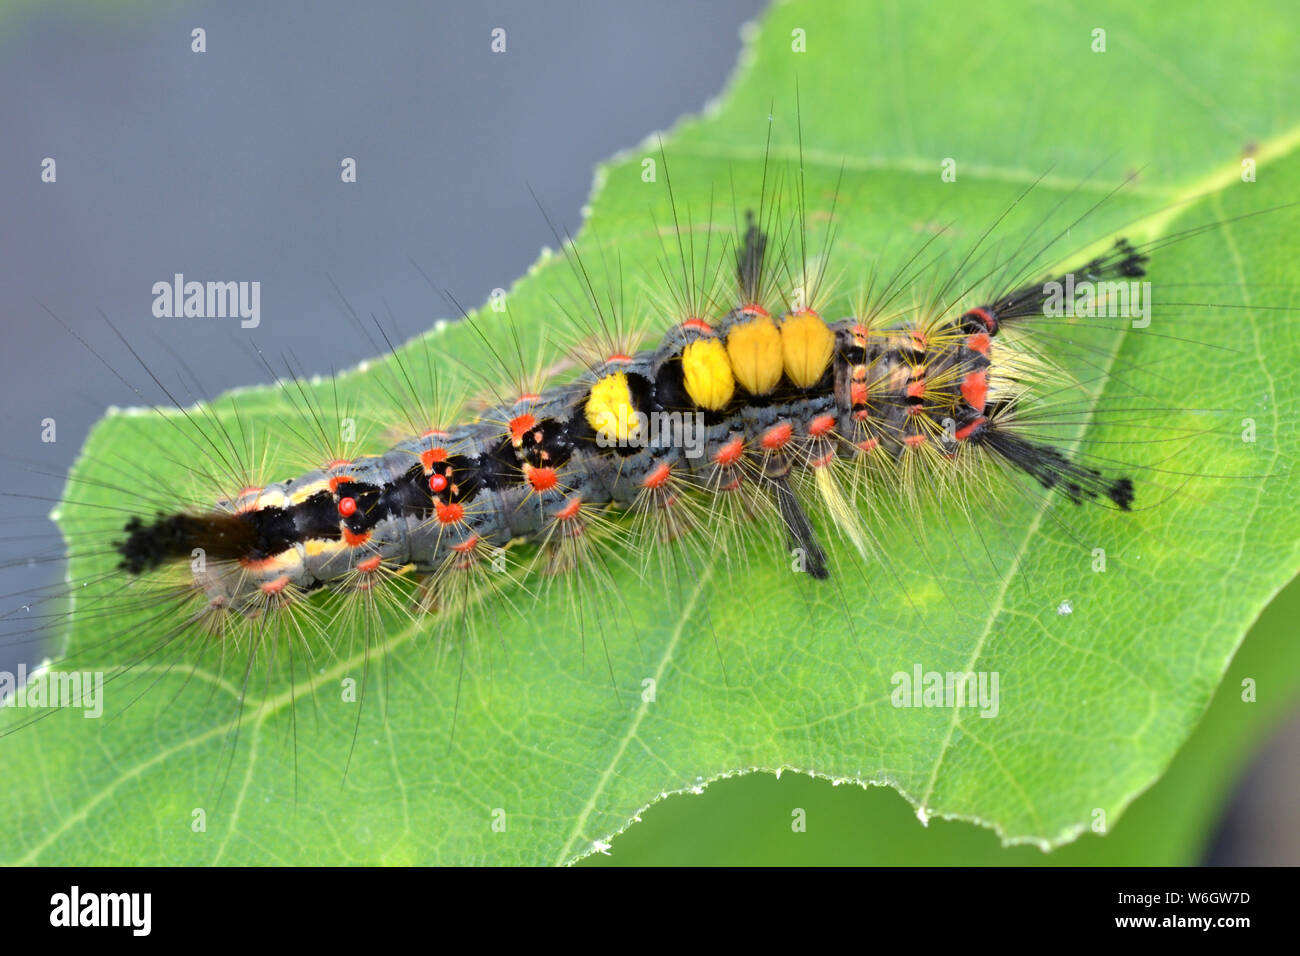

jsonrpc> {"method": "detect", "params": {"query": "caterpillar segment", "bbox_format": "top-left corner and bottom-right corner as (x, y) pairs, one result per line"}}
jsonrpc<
(116, 232), (1138, 617)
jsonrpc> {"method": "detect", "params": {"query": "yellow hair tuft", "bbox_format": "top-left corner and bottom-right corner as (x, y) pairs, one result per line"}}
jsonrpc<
(725, 315), (784, 395)
(585, 371), (640, 442)
(681, 338), (735, 411)
(780, 310), (835, 389)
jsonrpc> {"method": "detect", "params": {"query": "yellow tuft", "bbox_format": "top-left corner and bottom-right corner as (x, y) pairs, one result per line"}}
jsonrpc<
(725, 315), (784, 395)
(585, 371), (641, 442)
(681, 338), (735, 411)
(780, 310), (835, 388)
(304, 539), (346, 560)
(814, 466), (868, 561)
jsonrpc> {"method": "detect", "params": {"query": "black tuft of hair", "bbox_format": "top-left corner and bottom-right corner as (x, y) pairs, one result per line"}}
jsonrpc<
(117, 511), (260, 575)
(1107, 477), (1135, 511)
(1089, 237), (1148, 280)
(972, 427), (1136, 510)
(736, 209), (768, 302)
(766, 473), (829, 580)
(963, 237), (1151, 333)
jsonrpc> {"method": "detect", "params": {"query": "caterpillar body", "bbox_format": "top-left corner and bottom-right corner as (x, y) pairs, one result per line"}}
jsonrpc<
(112, 216), (1143, 615)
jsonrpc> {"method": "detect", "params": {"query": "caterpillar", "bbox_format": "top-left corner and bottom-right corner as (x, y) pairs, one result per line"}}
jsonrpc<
(113, 206), (1143, 611)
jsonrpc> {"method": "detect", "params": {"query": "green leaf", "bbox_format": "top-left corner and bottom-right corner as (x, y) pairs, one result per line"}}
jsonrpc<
(5, 0), (1299, 865)
(581, 575), (1300, 865)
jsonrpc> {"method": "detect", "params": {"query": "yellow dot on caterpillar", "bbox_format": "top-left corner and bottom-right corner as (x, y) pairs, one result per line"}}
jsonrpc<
(724, 313), (783, 395)
(780, 309), (834, 388)
(585, 371), (640, 442)
(681, 338), (735, 411)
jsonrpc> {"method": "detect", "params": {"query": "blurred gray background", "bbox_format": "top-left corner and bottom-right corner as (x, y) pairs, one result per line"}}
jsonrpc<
(0, 0), (1291, 866)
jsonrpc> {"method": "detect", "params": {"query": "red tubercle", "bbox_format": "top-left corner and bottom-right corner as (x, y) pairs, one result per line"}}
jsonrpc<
(906, 380), (926, 399)
(342, 528), (370, 547)
(850, 382), (869, 406)
(355, 555), (383, 573)
(682, 317), (713, 333)
(328, 475), (354, 492)
(856, 437), (880, 453)
(233, 486), (264, 514)
(450, 534), (480, 554)
(904, 434), (927, 448)
(429, 473), (449, 494)
(740, 303), (770, 318)
(509, 413), (536, 443)
(808, 414), (836, 437)
(527, 466), (558, 492)
(965, 332), (991, 355)
(555, 496), (583, 521)
(642, 461), (672, 489)
(435, 501), (464, 524)
(955, 417), (986, 441)
(761, 422), (793, 450)
(420, 447), (449, 471)
(961, 371), (989, 411)
(421, 428), (451, 439)
(713, 436), (745, 466)
(260, 575), (290, 595)
(337, 496), (357, 517)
